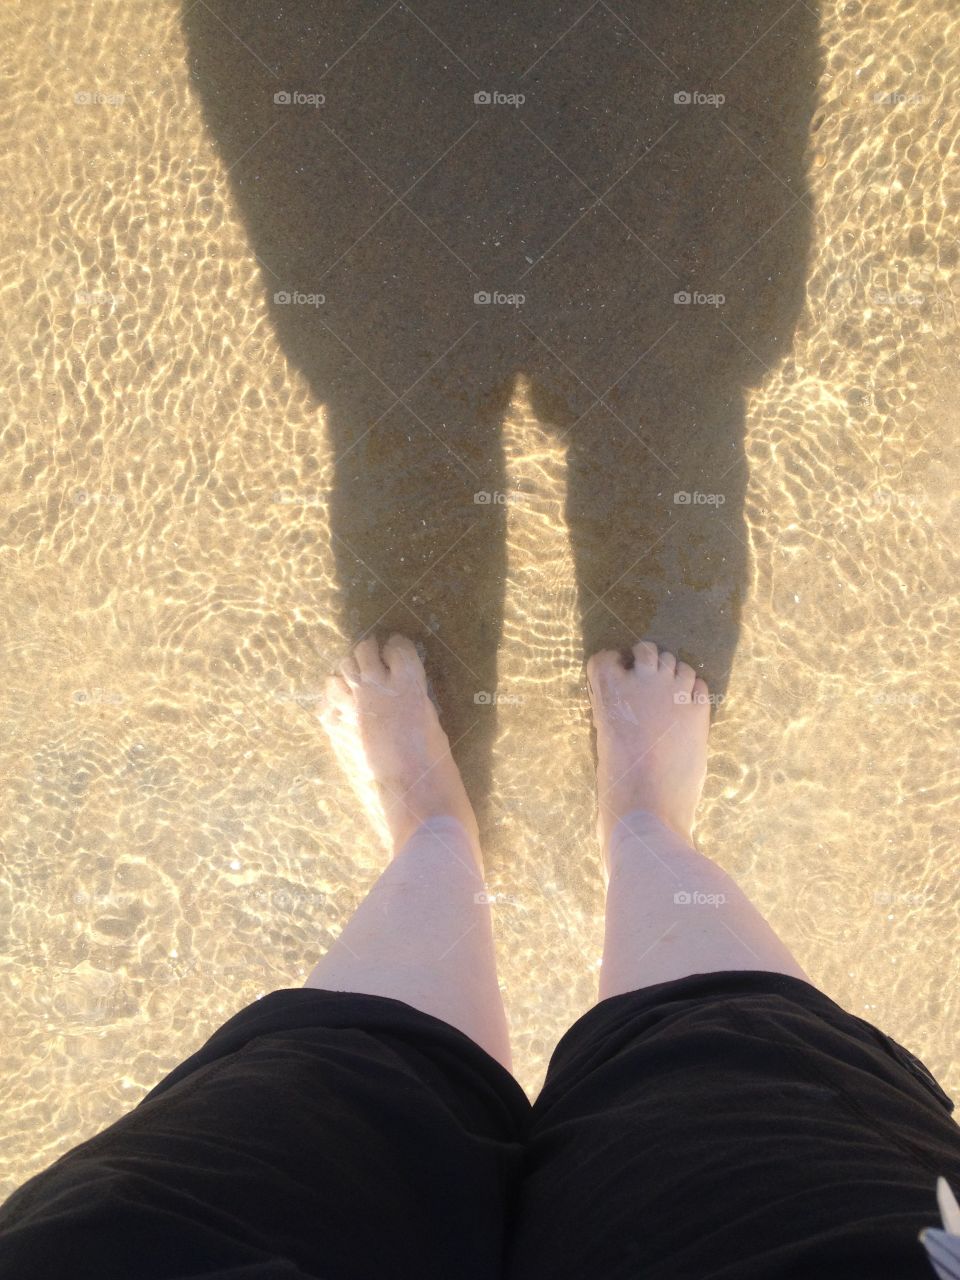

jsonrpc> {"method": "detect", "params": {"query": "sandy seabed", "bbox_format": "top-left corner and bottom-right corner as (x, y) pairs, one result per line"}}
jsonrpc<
(0, 0), (958, 1197)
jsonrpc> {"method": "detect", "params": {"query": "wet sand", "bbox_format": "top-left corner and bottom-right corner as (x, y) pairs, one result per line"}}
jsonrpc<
(1, 0), (959, 1195)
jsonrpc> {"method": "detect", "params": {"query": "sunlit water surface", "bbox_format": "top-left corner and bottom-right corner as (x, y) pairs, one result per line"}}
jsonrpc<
(1, 0), (959, 1196)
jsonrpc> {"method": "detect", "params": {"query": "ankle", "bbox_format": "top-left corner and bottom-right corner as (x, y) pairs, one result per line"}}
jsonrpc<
(393, 813), (483, 870)
(602, 805), (694, 858)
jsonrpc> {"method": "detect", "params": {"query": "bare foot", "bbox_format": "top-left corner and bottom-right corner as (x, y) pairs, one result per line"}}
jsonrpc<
(587, 641), (711, 863)
(319, 634), (480, 859)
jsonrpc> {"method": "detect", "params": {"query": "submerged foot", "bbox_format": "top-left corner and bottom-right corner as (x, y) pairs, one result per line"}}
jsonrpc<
(587, 642), (711, 864)
(320, 634), (480, 858)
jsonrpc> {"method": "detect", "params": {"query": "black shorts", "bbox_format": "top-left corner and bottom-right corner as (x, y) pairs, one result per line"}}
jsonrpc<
(0, 971), (957, 1279)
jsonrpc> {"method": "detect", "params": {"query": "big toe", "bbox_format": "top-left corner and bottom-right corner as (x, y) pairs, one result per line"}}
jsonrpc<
(353, 635), (388, 683)
(382, 634), (426, 685)
(586, 649), (627, 692)
(675, 661), (697, 694)
(692, 676), (711, 708)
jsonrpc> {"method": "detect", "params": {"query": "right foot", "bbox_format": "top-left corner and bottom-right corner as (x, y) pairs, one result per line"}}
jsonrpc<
(586, 642), (711, 863)
(319, 634), (480, 860)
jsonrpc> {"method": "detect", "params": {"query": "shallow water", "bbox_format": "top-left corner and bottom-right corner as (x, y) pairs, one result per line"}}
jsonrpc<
(1, 0), (959, 1196)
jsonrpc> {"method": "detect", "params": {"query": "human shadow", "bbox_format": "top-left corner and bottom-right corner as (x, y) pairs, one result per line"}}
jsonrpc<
(182, 0), (820, 823)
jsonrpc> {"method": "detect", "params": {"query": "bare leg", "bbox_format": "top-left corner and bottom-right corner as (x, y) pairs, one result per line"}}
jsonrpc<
(306, 635), (511, 1072)
(587, 642), (809, 1002)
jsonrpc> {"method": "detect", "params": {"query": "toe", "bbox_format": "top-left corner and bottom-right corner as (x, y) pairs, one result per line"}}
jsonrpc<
(658, 649), (677, 675)
(353, 636), (387, 681)
(382, 633), (425, 683)
(586, 649), (626, 691)
(675, 661), (697, 691)
(632, 640), (659, 668)
(692, 676), (711, 708)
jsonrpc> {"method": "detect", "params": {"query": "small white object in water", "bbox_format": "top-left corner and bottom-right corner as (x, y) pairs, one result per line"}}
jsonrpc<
(938, 1178), (960, 1234)
(229, 858), (241, 871)
(920, 1177), (960, 1280)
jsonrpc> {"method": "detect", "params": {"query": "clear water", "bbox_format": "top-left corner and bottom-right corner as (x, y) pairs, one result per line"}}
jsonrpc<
(1, 0), (958, 1195)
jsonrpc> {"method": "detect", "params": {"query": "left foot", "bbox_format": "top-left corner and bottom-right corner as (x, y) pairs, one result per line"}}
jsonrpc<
(587, 641), (711, 861)
(319, 634), (480, 858)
